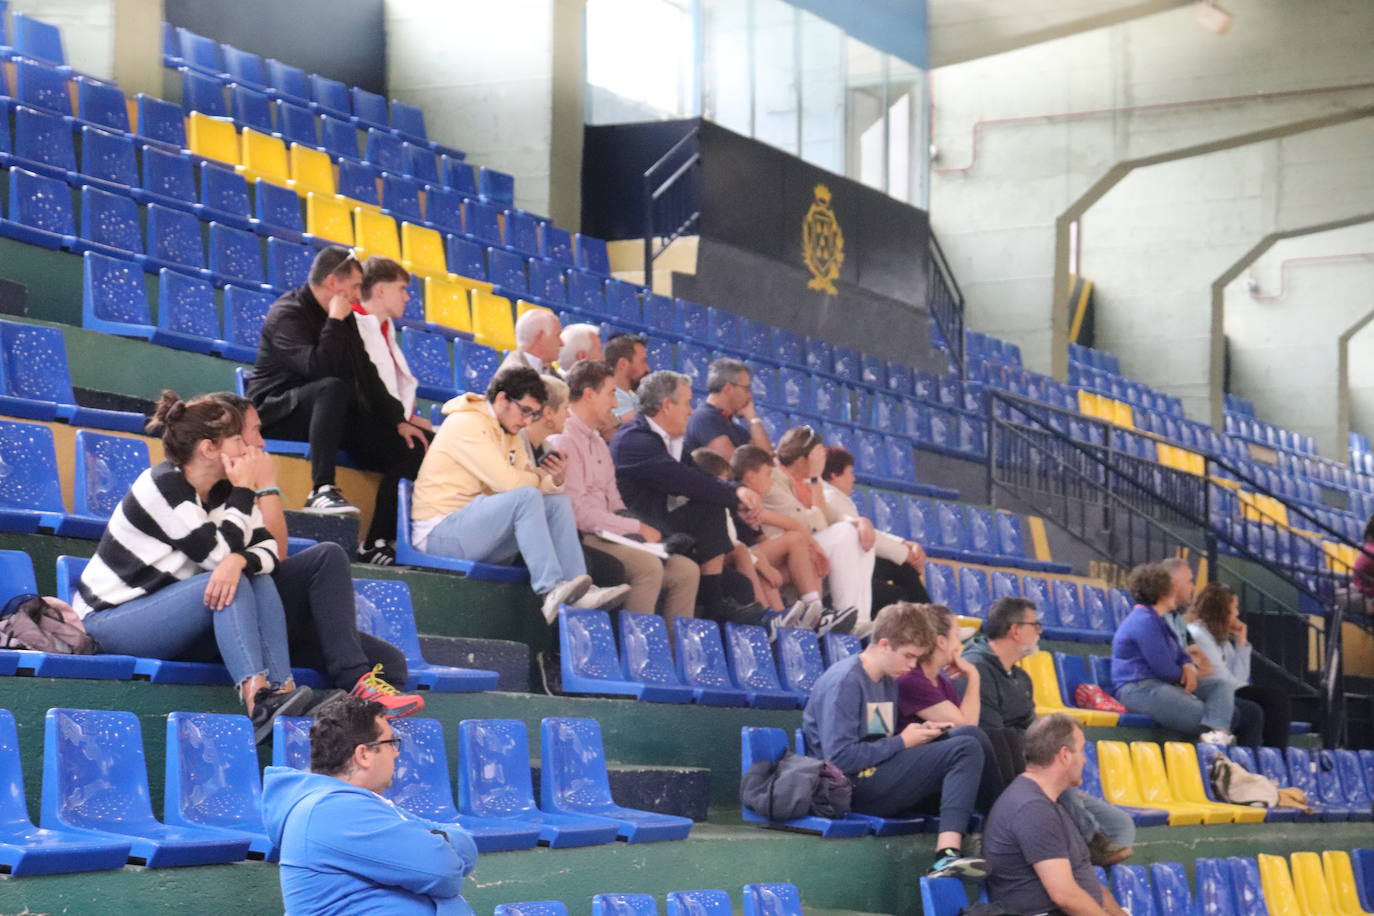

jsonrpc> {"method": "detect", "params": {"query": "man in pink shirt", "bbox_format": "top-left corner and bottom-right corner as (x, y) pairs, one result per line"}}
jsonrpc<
(548, 360), (700, 629)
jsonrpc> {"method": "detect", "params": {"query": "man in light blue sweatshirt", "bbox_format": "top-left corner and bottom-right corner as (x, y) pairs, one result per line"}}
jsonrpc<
(262, 697), (478, 915)
(803, 601), (998, 879)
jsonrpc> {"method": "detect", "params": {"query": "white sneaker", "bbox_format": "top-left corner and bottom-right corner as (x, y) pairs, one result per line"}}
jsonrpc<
(1199, 730), (1235, 746)
(573, 583), (633, 611)
(800, 599), (825, 628)
(779, 600), (809, 628)
(540, 575), (593, 624)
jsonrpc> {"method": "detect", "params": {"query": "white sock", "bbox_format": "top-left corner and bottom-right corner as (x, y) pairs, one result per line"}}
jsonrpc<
(801, 592), (821, 604)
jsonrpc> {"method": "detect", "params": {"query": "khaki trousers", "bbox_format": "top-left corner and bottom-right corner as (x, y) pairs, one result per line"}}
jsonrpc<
(580, 533), (700, 624)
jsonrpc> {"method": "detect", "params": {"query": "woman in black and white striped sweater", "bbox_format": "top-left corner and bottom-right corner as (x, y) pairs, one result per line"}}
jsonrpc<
(75, 391), (315, 738)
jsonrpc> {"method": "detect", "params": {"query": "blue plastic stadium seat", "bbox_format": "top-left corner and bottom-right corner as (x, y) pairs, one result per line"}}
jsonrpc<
(1048, 581), (1101, 642)
(252, 178), (306, 242)
(504, 209), (539, 254)
(180, 66), (228, 117)
(1286, 746), (1358, 820)
(1225, 857), (1267, 916)
(309, 74), (350, 118)
(82, 250), (155, 340)
(542, 717), (692, 842)
(990, 570), (1020, 599)
(457, 718), (619, 847)
(740, 728), (869, 837)
(153, 268), (224, 353)
(164, 712), (272, 858)
(275, 101), (318, 148)
(0, 321), (145, 431)
(464, 199), (503, 247)
(919, 877), (969, 916)
(391, 100), (429, 143)
(174, 27), (224, 78)
(455, 340), (502, 395)
(444, 158), (478, 199)
(666, 891), (731, 916)
(1193, 858), (1239, 916)
(208, 222), (268, 288)
(594, 894), (658, 916)
(0, 709), (131, 876)
(480, 167), (515, 207)
(565, 270), (606, 314)
(1111, 864), (1158, 916)
(394, 480), (528, 581)
(724, 623), (804, 709)
(445, 234), (486, 282)
(14, 57), (71, 114)
(266, 59), (311, 106)
(672, 617), (750, 707)
(75, 77), (131, 133)
(399, 326), (458, 402)
(136, 94), (188, 150)
(266, 236), (314, 292)
(13, 13), (67, 67)
(380, 173), (423, 222)
(41, 708), (249, 867)
(223, 46), (268, 90)
(349, 87), (388, 130)
(560, 606), (679, 701)
(79, 125), (138, 194)
(617, 611), (696, 702)
(135, 144), (196, 214)
(142, 202), (209, 279)
(353, 578), (498, 692)
(1315, 749), (1368, 820)
(74, 184), (142, 260)
(1150, 862), (1194, 915)
(922, 560), (958, 608)
(1053, 653), (1153, 728)
(1333, 749), (1372, 814)
(1353, 849), (1374, 914)
(334, 159), (377, 208)
(319, 114), (360, 162)
(805, 338), (833, 376)
(376, 716), (539, 852)
(823, 632), (862, 668)
(743, 882), (805, 916)
(199, 162), (254, 230)
(270, 716), (312, 769)
(527, 259), (567, 306)
(576, 234), (611, 275)
(1193, 744), (1296, 823)
(404, 141), (440, 186)
(229, 84), (273, 134)
(68, 429), (148, 536)
(773, 627), (825, 699)
(1, 165), (76, 249)
(487, 247), (528, 296)
(958, 566), (990, 619)
(220, 285), (276, 362)
(364, 128), (406, 174)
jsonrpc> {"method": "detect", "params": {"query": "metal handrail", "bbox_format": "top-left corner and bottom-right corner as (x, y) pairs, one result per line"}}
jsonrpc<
(927, 233), (964, 375)
(642, 125), (702, 291)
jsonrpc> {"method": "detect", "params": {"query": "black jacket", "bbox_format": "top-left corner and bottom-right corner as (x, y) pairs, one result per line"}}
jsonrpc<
(246, 286), (405, 429)
(609, 416), (741, 533)
(963, 637), (1037, 731)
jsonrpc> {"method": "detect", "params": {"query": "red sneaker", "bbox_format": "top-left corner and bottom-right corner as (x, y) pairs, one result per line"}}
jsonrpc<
(350, 664), (424, 717)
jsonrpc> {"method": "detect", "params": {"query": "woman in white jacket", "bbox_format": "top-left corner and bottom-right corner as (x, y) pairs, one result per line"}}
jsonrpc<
(1186, 582), (1290, 747)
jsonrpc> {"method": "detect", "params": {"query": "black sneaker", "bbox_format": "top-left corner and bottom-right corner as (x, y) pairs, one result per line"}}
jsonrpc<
(299, 688), (347, 716)
(251, 686), (317, 744)
(536, 649), (563, 696)
(356, 539), (396, 566)
(816, 606), (859, 637)
(302, 485), (359, 516)
(712, 598), (770, 626)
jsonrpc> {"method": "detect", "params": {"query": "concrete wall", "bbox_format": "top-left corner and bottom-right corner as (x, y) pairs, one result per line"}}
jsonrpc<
(1350, 317), (1374, 449)
(929, 0), (1374, 388)
(1222, 223), (1374, 457)
(1084, 119), (1374, 427)
(385, 0), (586, 226)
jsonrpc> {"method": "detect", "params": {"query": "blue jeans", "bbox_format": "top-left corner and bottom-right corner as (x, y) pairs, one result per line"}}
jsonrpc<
(1117, 675), (1235, 734)
(83, 572), (292, 687)
(425, 488), (586, 594)
(1060, 788), (1136, 848)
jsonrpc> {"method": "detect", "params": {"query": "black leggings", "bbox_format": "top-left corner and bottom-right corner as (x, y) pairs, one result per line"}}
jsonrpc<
(274, 542), (407, 690)
(258, 377), (431, 543)
(1236, 683), (1291, 748)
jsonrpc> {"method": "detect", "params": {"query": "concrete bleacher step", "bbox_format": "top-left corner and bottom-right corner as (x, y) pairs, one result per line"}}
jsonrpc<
(421, 635), (533, 693)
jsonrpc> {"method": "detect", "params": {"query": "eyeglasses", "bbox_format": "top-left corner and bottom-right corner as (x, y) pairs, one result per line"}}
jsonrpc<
(1015, 619), (1044, 632)
(365, 737), (403, 750)
(514, 402), (545, 421)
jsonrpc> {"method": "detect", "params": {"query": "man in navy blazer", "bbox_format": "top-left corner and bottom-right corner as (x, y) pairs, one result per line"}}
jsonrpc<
(611, 370), (762, 622)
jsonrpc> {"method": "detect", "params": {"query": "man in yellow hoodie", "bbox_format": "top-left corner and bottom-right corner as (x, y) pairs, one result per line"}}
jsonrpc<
(411, 366), (630, 622)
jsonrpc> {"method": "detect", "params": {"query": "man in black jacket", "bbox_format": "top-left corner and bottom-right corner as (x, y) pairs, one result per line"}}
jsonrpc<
(248, 247), (431, 563)
(610, 370), (765, 623)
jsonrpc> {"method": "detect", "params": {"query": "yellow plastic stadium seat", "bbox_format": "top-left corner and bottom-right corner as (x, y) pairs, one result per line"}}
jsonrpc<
(1095, 740), (1196, 822)
(424, 276), (473, 335)
(1017, 651), (1117, 727)
(238, 128), (292, 189)
(517, 300), (553, 321)
(1321, 851), (1374, 916)
(290, 144), (336, 197)
(1129, 741), (1229, 825)
(188, 111), (240, 167)
(1257, 853), (1305, 916)
(1110, 398), (1134, 429)
(305, 192), (354, 247)
(1076, 390), (1096, 418)
(353, 208), (401, 261)
(1290, 852), (1339, 916)
(471, 289), (517, 352)
(1161, 741), (1266, 823)
(401, 223), (447, 278)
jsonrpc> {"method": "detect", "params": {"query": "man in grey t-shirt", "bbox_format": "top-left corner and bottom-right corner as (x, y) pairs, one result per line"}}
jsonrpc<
(983, 714), (1130, 916)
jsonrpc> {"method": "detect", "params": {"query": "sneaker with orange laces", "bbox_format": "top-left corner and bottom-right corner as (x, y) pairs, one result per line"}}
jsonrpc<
(350, 664), (424, 718)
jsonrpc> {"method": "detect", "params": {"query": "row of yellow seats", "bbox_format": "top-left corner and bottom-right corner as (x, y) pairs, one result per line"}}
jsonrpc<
(1078, 390), (1134, 429)
(1157, 442), (1206, 476)
(1097, 739), (1267, 826)
(1259, 850), (1374, 916)
(189, 111), (342, 198)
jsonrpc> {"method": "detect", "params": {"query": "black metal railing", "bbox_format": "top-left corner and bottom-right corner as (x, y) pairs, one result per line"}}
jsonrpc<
(642, 126), (702, 292)
(985, 390), (1341, 741)
(928, 233), (964, 375)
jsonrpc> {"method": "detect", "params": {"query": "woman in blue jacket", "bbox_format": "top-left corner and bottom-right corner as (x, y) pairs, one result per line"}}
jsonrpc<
(262, 697), (478, 915)
(1109, 563), (1239, 745)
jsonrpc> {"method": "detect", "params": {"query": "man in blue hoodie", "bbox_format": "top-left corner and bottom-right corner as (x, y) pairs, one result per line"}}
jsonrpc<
(261, 697), (478, 915)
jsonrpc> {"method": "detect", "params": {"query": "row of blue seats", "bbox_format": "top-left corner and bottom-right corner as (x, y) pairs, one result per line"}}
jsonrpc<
(963, 328), (1022, 368)
(925, 564), (1123, 641)
(866, 495), (1069, 574)
(1069, 363), (1186, 419)
(499, 885), (810, 916)
(162, 24), (444, 154)
(1068, 341), (1122, 375)
(0, 548), (496, 691)
(0, 707), (687, 875)
(1202, 743), (1373, 822)
(557, 607), (860, 708)
(1226, 409), (1318, 457)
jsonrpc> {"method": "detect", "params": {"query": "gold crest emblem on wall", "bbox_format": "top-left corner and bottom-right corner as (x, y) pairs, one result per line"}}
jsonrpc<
(802, 184), (844, 295)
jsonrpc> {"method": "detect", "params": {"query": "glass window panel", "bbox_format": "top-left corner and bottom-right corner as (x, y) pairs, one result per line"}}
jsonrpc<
(750, 0), (798, 154)
(798, 11), (844, 174)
